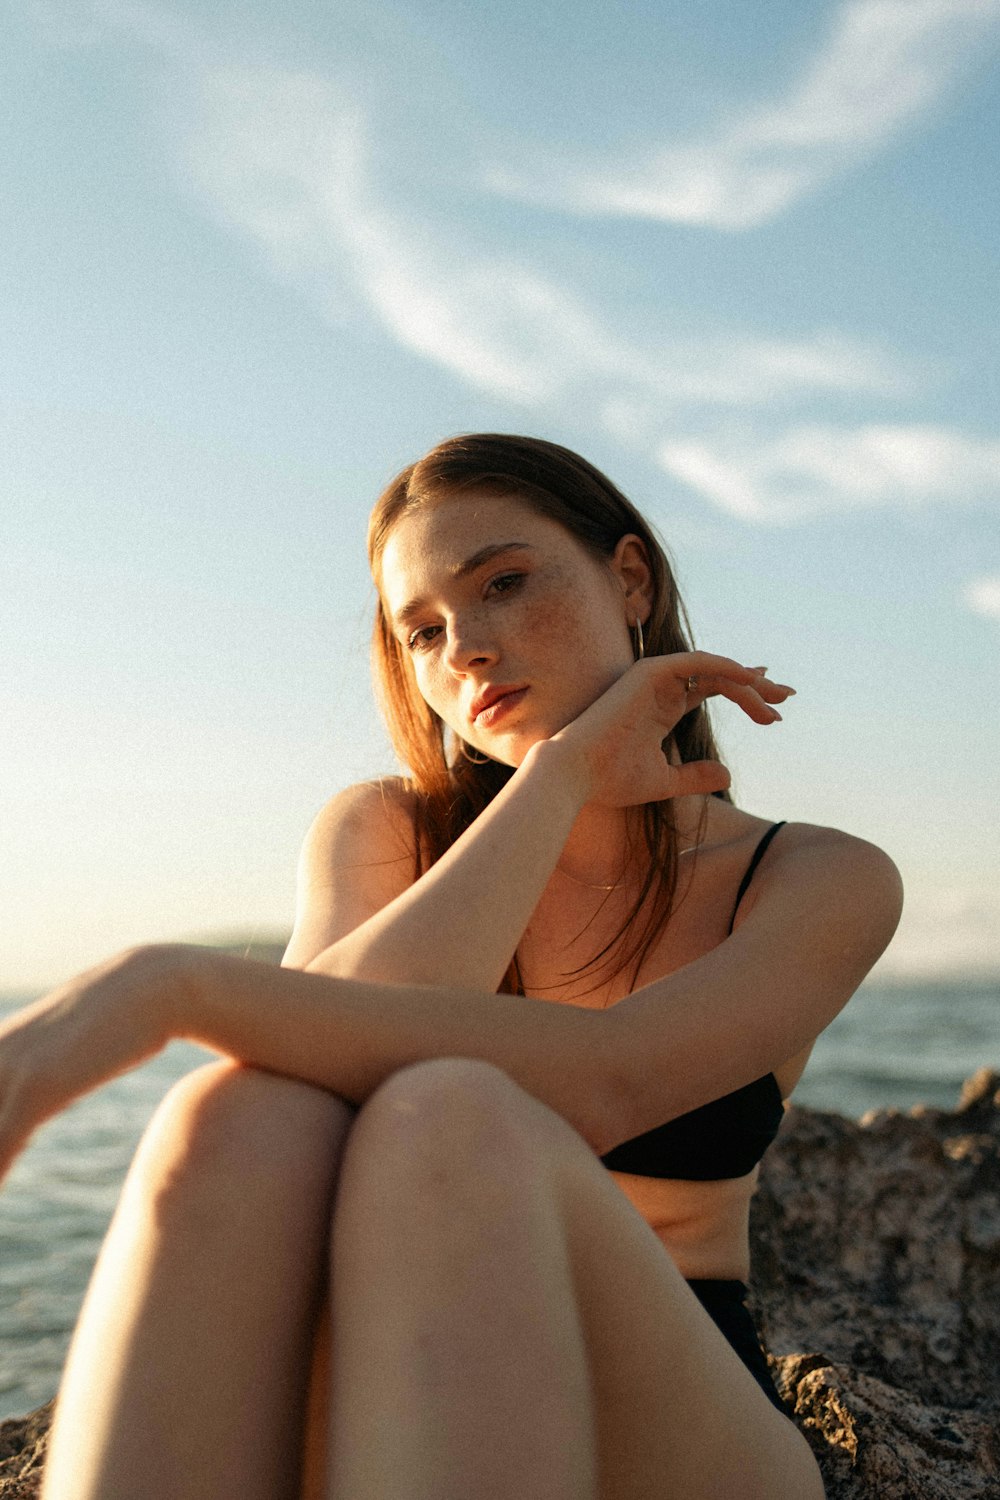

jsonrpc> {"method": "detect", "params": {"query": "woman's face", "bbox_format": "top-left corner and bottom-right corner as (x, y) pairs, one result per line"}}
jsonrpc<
(378, 493), (648, 765)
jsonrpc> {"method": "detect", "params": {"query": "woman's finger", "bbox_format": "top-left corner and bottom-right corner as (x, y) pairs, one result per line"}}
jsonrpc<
(657, 650), (761, 683)
(666, 759), (733, 798)
(645, 653), (794, 707)
(702, 680), (784, 724)
(725, 676), (795, 720)
(674, 670), (794, 724)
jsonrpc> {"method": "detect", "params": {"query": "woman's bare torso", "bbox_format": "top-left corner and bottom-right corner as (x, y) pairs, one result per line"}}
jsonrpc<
(513, 800), (813, 1281)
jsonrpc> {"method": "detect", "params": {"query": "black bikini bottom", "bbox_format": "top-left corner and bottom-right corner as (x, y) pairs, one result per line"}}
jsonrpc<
(686, 1279), (786, 1414)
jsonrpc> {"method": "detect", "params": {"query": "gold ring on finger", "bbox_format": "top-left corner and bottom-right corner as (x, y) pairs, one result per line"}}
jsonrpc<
(685, 676), (698, 693)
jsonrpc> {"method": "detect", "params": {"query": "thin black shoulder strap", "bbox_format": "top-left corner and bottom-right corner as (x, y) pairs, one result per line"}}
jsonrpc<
(728, 821), (787, 933)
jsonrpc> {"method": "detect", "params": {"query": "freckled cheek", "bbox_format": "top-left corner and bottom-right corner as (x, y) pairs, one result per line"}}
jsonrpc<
(532, 591), (630, 676)
(507, 593), (624, 682)
(517, 595), (586, 652)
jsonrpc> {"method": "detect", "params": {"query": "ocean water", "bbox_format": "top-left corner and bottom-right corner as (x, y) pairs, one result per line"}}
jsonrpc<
(0, 978), (997, 1422)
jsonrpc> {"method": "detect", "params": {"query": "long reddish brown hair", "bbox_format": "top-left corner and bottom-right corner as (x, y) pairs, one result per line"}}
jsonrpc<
(366, 433), (731, 995)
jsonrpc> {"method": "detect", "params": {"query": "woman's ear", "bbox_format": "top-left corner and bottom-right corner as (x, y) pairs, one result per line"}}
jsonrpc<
(610, 533), (654, 622)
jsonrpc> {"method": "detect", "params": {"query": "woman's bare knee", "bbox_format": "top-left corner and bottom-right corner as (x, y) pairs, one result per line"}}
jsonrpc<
(346, 1057), (552, 1183)
(129, 1061), (354, 1228)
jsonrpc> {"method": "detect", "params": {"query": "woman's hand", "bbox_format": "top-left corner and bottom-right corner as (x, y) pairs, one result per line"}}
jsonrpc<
(545, 653), (794, 808)
(0, 944), (191, 1184)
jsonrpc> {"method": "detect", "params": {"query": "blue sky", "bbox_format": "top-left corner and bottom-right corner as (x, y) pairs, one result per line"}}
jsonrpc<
(3, 0), (999, 990)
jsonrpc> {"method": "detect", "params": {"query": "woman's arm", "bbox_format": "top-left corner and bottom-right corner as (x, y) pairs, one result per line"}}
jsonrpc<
(190, 826), (903, 1136)
(0, 823), (900, 1182)
(181, 826), (902, 1138)
(0, 942), (617, 1180)
(284, 739), (584, 989)
(597, 825), (903, 1138)
(285, 654), (788, 987)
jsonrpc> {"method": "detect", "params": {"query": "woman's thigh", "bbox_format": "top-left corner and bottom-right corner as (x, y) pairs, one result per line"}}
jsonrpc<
(43, 1063), (355, 1500)
(323, 1059), (822, 1500)
(549, 1147), (822, 1499)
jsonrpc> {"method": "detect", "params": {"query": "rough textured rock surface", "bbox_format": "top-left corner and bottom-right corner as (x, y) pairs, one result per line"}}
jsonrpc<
(750, 1068), (1000, 1497)
(0, 1401), (51, 1499)
(2, 1071), (997, 1498)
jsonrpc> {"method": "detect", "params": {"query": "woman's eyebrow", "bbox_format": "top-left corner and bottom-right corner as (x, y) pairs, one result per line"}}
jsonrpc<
(392, 542), (534, 631)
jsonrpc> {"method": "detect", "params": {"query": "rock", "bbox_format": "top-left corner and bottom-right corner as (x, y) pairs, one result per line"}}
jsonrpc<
(2, 1071), (997, 1498)
(0, 1401), (52, 1499)
(750, 1067), (1000, 1497)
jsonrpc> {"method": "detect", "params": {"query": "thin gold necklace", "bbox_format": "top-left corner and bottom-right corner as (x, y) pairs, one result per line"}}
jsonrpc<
(554, 843), (699, 892)
(553, 866), (626, 892)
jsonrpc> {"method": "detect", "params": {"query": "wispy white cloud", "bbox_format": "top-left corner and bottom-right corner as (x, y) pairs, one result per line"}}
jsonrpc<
(182, 69), (614, 403)
(657, 423), (1000, 521)
(33, 12), (997, 535)
(485, 0), (1000, 228)
(180, 66), (1000, 530)
(179, 67), (909, 411)
(962, 575), (1000, 619)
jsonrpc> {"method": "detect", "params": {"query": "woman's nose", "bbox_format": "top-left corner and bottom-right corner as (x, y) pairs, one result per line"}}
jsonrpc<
(443, 616), (498, 670)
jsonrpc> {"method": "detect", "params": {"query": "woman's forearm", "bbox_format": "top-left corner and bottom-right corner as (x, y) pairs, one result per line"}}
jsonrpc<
(177, 947), (617, 1149)
(304, 739), (587, 991)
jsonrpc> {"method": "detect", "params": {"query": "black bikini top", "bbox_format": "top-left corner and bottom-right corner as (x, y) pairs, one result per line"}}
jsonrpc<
(599, 821), (787, 1182)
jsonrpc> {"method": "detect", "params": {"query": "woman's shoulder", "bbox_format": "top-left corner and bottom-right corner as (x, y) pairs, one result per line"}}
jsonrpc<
(694, 805), (900, 910)
(284, 779), (423, 965)
(312, 775), (419, 823)
(767, 817), (900, 874)
(298, 777), (421, 883)
(724, 813), (903, 936)
(711, 803), (897, 866)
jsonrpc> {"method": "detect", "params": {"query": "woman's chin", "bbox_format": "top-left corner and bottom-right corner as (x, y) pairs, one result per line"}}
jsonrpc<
(457, 727), (542, 769)
(451, 709), (563, 768)
(492, 725), (559, 767)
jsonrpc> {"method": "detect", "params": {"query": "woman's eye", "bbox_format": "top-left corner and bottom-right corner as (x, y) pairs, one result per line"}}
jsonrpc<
(406, 625), (441, 651)
(405, 575), (524, 651)
(488, 572), (524, 595)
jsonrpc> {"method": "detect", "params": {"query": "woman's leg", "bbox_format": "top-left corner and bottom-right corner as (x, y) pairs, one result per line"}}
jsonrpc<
(41, 1061), (353, 1500)
(327, 1059), (596, 1500)
(322, 1059), (823, 1500)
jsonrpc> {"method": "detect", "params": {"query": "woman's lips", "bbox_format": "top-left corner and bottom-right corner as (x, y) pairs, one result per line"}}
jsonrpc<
(475, 687), (528, 727)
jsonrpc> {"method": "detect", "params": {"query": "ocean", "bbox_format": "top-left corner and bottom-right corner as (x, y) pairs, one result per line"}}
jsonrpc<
(1, 977), (997, 1422)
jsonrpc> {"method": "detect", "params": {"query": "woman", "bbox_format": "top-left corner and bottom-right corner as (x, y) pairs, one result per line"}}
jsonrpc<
(0, 433), (902, 1499)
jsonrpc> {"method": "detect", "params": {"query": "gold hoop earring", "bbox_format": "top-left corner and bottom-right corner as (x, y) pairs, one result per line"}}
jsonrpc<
(633, 618), (645, 661)
(457, 739), (491, 765)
